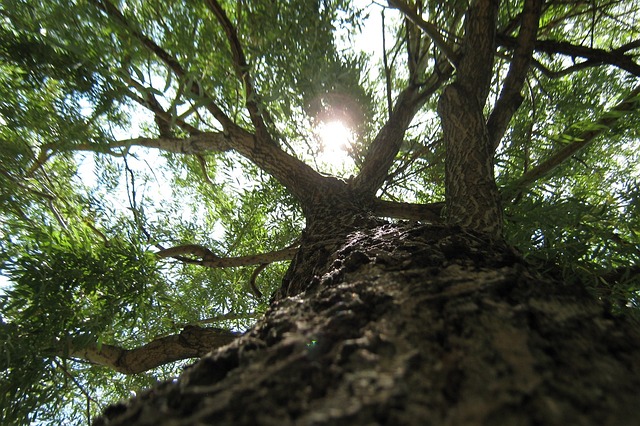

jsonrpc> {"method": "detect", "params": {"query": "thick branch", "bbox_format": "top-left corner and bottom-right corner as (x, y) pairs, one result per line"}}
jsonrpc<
(505, 84), (640, 199)
(92, 0), (329, 209)
(439, 0), (503, 238)
(456, 0), (499, 105)
(496, 34), (640, 77)
(352, 59), (451, 199)
(351, 86), (422, 197)
(157, 244), (298, 268)
(67, 326), (238, 374)
(372, 199), (444, 222)
(488, 0), (543, 150)
(39, 125), (327, 209)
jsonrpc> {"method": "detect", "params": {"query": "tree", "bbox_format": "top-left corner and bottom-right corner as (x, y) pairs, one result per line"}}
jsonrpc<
(1, 0), (640, 424)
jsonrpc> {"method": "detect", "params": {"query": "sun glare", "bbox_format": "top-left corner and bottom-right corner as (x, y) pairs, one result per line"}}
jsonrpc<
(316, 120), (354, 169)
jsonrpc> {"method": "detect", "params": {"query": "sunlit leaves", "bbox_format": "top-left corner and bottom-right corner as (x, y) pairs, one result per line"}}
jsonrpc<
(0, 225), (163, 425)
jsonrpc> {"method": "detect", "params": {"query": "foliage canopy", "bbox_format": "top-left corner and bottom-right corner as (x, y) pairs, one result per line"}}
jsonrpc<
(0, 0), (639, 424)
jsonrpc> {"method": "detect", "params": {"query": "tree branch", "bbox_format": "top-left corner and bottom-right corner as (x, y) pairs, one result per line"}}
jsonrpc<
(504, 83), (640, 200)
(387, 0), (457, 68)
(352, 59), (451, 199)
(456, 0), (499, 105)
(156, 244), (298, 268)
(488, 0), (544, 150)
(37, 133), (233, 160)
(204, 0), (269, 143)
(530, 57), (598, 79)
(185, 312), (262, 327)
(90, 0), (332, 210)
(372, 199), (444, 222)
(351, 86), (421, 197)
(123, 76), (200, 135)
(91, 0), (235, 129)
(496, 34), (640, 77)
(66, 326), (238, 374)
(381, 10), (393, 119)
(438, 0), (503, 237)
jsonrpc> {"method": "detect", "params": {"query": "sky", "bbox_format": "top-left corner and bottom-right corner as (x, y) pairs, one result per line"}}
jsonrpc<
(0, 1), (397, 293)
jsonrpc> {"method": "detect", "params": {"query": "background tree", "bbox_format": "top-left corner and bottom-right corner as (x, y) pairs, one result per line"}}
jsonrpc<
(1, 0), (639, 424)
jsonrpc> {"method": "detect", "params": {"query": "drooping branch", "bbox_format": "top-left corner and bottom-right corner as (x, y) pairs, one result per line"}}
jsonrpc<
(504, 84), (640, 200)
(488, 0), (543, 150)
(496, 34), (640, 77)
(66, 326), (238, 374)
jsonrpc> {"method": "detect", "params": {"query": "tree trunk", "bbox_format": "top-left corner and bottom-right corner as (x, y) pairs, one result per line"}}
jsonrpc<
(95, 221), (640, 426)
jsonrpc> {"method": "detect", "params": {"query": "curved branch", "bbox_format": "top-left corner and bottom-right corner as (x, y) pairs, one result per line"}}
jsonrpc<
(249, 263), (268, 299)
(496, 34), (640, 77)
(157, 244), (298, 268)
(530, 57), (599, 79)
(488, 0), (544, 150)
(91, 0), (328, 209)
(37, 128), (327, 210)
(66, 326), (238, 374)
(504, 84), (640, 200)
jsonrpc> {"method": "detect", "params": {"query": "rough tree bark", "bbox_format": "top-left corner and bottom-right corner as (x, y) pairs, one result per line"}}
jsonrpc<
(90, 0), (640, 424)
(95, 219), (640, 425)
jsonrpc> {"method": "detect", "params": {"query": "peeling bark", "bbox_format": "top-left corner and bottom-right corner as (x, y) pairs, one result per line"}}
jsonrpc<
(95, 222), (640, 425)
